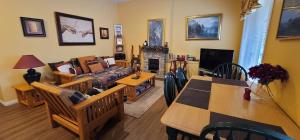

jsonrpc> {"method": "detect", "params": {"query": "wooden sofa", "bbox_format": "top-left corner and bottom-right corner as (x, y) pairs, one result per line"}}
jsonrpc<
(31, 77), (126, 140)
(53, 56), (130, 84)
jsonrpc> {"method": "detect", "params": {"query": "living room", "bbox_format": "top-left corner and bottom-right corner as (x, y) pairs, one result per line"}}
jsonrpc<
(0, 0), (300, 140)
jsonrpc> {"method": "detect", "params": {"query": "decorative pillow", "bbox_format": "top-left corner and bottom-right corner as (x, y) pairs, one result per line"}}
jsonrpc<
(56, 63), (73, 73)
(48, 61), (64, 71)
(104, 57), (116, 66)
(97, 57), (109, 68)
(69, 67), (83, 75)
(60, 89), (88, 105)
(88, 62), (104, 73)
(77, 56), (96, 74)
(86, 87), (103, 96)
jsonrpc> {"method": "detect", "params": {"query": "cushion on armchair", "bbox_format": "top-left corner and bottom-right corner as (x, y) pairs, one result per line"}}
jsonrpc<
(77, 56), (96, 74)
(60, 89), (88, 106)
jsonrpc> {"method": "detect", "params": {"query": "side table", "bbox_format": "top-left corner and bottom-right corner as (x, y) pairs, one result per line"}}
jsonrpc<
(13, 83), (44, 107)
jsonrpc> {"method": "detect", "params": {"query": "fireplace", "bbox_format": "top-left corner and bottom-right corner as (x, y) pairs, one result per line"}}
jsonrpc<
(148, 59), (159, 71)
(143, 47), (169, 78)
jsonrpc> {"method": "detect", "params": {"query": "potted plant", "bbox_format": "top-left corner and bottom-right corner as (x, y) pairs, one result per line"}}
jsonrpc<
(248, 63), (289, 97)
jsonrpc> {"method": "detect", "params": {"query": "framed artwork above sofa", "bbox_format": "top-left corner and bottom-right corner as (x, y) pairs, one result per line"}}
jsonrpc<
(55, 12), (96, 46)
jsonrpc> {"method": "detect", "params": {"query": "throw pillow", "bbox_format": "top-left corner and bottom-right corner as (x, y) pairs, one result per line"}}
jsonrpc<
(56, 63), (73, 73)
(77, 56), (96, 74)
(97, 57), (109, 68)
(88, 62), (104, 73)
(104, 57), (116, 66)
(69, 67), (83, 75)
(48, 61), (64, 71)
(60, 89), (88, 105)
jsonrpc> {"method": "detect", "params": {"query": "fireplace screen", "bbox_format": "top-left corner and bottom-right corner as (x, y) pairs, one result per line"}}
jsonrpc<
(148, 59), (159, 71)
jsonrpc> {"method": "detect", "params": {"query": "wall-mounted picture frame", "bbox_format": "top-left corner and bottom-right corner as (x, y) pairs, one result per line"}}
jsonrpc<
(148, 19), (164, 46)
(55, 12), (96, 46)
(186, 14), (222, 40)
(277, 0), (300, 40)
(20, 17), (46, 37)
(100, 27), (109, 39)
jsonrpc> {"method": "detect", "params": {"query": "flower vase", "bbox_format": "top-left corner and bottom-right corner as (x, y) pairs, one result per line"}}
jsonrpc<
(244, 88), (251, 101)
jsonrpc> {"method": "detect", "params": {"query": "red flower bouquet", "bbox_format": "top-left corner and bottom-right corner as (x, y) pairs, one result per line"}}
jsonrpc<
(248, 64), (289, 85)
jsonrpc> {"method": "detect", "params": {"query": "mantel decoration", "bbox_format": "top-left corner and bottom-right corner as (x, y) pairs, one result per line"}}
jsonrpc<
(55, 12), (96, 46)
(248, 63), (289, 97)
(240, 0), (262, 20)
(148, 19), (164, 46)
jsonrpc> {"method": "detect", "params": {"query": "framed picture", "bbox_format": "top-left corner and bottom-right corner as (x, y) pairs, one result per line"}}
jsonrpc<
(186, 14), (222, 40)
(277, 0), (300, 40)
(148, 19), (164, 46)
(100, 27), (109, 39)
(114, 24), (123, 37)
(20, 17), (46, 37)
(55, 12), (96, 46)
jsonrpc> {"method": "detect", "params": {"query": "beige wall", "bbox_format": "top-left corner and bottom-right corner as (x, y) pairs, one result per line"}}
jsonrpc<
(0, 0), (118, 101)
(263, 0), (300, 126)
(117, 0), (243, 62)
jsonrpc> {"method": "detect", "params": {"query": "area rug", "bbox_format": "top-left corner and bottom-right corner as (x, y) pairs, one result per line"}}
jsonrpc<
(124, 80), (163, 118)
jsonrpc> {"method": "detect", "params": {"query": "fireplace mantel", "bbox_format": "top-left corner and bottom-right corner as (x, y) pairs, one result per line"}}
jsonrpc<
(142, 46), (169, 54)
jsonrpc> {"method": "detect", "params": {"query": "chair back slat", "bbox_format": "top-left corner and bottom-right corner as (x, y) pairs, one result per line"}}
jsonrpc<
(32, 82), (77, 122)
(212, 63), (248, 81)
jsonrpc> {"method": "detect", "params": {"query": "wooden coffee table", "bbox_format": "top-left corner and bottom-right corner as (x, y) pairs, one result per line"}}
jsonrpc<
(116, 72), (155, 101)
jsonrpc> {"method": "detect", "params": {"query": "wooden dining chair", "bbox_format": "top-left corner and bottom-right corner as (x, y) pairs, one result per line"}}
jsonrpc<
(199, 122), (292, 140)
(31, 77), (126, 140)
(212, 63), (248, 81)
(175, 67), (188, 92)
(164, 72), (177, 107)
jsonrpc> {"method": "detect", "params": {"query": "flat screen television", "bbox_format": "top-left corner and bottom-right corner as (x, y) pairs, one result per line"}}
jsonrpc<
(200, 48), (234, 71)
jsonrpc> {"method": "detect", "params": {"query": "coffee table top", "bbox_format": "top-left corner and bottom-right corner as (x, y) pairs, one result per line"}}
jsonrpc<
(116, 72), (155, 86)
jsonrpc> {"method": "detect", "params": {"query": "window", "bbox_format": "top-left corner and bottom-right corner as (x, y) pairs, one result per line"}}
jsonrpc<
(238, 0), (274, 71)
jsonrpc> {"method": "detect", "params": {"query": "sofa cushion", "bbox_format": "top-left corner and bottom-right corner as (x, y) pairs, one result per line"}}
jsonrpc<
(88, 63), (104, 73)
(77, 56), (96, 74)
(69, 67), (83, 75)
(48, 61), (64, 71)
(97, 57), (109, 68)
(60, 89), (87, 105)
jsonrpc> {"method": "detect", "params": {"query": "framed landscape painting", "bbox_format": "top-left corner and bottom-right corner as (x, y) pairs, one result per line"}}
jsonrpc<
(148, 19), (164, 46)
(20, 17), (46, 37)
(186, 14), (222, 40)
(55, 12), (96, 46)
(277, 0), (300, 39)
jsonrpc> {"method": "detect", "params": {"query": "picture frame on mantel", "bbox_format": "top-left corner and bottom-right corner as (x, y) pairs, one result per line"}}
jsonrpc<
(20, 17), (46, 37)
(148, 19), (165, 46)
(55, 12), (96, 46)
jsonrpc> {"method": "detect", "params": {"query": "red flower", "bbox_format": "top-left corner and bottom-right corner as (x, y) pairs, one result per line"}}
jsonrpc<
(248, 64), (288, 85)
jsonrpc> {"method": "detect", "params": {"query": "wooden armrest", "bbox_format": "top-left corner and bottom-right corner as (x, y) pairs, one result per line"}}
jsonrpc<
(53, 71), (76, 78)
(59, 77), (93, 88)
(72, 84), (127, 111)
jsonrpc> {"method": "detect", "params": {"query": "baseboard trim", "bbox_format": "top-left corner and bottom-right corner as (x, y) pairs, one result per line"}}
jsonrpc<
(0, 99), (18, 106)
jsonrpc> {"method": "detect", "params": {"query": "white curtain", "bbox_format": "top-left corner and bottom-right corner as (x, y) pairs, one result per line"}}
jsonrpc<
(238, 0), (274, 71)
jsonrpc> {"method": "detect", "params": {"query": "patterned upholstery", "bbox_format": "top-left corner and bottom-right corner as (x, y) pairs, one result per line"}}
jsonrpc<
(75, 66), (133, 89)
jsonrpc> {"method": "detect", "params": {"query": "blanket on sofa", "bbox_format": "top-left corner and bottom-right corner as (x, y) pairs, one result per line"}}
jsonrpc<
(76, 66), (132, 89)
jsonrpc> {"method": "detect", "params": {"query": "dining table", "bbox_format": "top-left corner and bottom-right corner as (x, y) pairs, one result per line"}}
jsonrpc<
(161, 76), (300, 139)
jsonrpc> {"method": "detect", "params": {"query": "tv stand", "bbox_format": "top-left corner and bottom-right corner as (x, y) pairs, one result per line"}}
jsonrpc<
(198, 68), (214, 77)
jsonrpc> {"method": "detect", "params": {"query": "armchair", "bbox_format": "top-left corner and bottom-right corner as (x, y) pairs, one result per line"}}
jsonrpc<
(31, 77), (126, 140)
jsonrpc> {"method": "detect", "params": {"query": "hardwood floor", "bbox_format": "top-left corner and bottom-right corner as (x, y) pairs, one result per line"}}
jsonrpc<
(0, 97), (168, 140)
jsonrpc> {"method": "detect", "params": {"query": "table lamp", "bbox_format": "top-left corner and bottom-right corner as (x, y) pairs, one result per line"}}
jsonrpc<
(13, 55), (45, 84)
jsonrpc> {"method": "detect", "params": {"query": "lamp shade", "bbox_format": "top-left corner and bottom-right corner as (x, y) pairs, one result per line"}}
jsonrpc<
(13, 55), (45, 69)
